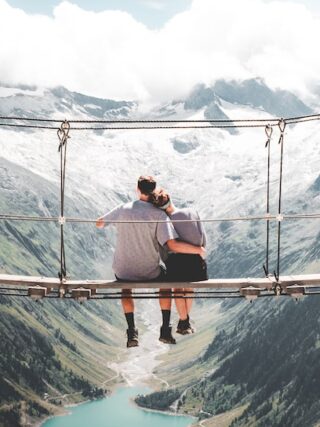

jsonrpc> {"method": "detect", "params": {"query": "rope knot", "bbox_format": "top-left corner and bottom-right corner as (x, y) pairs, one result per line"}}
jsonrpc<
(265, 124), (273, 147)
(58, 120), (70, 151)
(58, 216), (66, 225)
(278, 118), (286, 144)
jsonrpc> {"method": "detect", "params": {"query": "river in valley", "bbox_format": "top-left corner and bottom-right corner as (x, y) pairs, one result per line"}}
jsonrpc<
(41, 300), (196, 427)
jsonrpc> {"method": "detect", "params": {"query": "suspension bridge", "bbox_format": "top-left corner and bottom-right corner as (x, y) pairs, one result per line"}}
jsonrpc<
(0, 113), (320, 302)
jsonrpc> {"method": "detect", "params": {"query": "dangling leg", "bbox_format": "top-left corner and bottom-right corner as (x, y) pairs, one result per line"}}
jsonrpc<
(159, 288), (176, 344)
(175, 288), (194, 335)
(122, 289), (138, 347)
(185, 287), (195, 333)
(185, 287), (194, 316)
(174, 287), (188, 321)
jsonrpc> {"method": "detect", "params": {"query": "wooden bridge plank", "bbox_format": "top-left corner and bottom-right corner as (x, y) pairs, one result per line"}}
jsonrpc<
(0, 273), (320, 291)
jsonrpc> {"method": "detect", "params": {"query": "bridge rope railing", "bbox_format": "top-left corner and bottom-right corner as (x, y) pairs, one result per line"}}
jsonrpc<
(263, 125), (272, 276)
(1, 212), (320, 224)
(0, 113), (320, 300)
(0, 112), (320, 123)
(0, 113), (319, 130)
(57, 120), (69, 294)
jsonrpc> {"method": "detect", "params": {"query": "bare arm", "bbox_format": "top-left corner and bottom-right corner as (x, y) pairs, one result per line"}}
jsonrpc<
(96, 204), (123, 229)
(167, 239), (206, 259)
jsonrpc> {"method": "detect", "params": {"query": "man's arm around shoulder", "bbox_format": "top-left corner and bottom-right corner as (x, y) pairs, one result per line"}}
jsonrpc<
(167, 239), (206, 259)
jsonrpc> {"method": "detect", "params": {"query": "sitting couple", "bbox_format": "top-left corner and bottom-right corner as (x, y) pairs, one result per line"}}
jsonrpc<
(96, 176), (208, 348)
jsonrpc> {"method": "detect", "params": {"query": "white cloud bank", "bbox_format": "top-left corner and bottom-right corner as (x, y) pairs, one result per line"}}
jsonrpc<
(0, 0), (320, 104)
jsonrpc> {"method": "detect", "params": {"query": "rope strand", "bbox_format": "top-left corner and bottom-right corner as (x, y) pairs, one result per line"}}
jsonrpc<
(263, 125), (273, 276)
(57, 121), (70, 287)
(1, 212), (320, 224)
(0, 113), (319, 124)
(275, 119), (286, 282)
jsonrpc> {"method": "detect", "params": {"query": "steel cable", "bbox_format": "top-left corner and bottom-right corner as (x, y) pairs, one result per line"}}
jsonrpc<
(1, 212), (320, 224)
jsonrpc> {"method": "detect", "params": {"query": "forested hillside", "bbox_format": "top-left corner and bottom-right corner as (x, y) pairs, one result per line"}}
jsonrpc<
(195, 296), (320, 426)
(0, 159), (124, 427)
(140, 297), (320, 426)
(0, 294), (123, 427)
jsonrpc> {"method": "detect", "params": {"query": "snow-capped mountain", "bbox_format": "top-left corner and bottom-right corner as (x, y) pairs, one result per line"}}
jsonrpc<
(0, 79), (319, 280)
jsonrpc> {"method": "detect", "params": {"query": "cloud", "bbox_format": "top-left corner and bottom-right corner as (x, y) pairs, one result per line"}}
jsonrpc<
(0, 0), (320, 104)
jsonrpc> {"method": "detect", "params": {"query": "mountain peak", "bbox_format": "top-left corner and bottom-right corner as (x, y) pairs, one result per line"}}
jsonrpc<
(212, 78), (313, 117)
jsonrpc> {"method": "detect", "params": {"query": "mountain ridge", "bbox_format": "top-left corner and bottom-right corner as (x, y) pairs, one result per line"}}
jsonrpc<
(0, 78), (320, 427)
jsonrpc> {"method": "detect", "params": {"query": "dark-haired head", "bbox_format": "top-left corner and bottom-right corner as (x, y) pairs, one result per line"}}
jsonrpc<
(137, 175), (156, 195)
(150, 188), (171, 210)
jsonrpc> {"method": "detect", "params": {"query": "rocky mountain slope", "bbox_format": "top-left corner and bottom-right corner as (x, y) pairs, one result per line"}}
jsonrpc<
(0, 158), (126, 427)
(0, 78), (320, 426)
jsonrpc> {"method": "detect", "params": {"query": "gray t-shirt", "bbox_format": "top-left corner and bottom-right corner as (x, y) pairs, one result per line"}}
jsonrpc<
(102, 200), (178, 281)
(170, 208), (206, 247)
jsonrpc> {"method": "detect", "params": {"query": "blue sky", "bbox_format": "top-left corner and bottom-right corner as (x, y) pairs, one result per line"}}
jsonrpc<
(6, 0), (193, 28)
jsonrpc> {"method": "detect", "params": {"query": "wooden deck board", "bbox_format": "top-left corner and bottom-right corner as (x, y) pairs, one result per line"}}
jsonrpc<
(0, 273), (320, 290)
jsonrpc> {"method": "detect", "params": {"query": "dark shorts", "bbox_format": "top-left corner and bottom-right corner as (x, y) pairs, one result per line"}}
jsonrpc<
(165, 254), (208, 282)
(115, 265), (167, 283)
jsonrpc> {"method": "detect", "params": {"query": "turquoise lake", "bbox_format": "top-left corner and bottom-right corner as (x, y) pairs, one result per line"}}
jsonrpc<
(42, 387), (195, 427)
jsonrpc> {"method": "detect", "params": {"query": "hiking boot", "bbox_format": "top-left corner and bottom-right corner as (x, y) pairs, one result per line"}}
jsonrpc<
(159, 326), (176, 344)
(176, 318), (193, 335)
(126, 328), (139, 348)
(186, 316), (195, 334)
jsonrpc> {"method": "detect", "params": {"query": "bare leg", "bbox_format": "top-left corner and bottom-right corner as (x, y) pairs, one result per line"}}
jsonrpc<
(174, 288), (188, 321)
(121, 289), (134, 313)
(175, 288), (194, 335)
(159, 288), (172, 311)
(185, 287), (194, 316)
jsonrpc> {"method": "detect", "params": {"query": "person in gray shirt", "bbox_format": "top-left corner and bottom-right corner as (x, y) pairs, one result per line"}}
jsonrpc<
(151, 188), (208, 335)
(96, 176), (205, 348)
